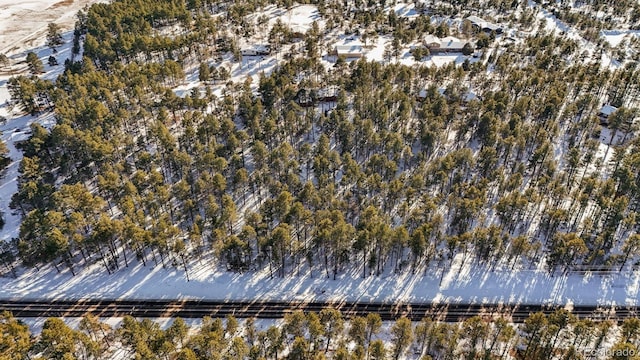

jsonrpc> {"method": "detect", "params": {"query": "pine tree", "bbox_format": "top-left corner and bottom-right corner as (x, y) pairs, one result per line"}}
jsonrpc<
(284, 311), (307, 340)
(366, 313), (382, 347)
(199, 62), (211, 82)
(320, 308), (344, 353)
(167, 318), (189, 347)
(288, 337), (310, 360)
(307, 312), (325, 352)
(78, 314), (112, 350)
(413, 318), (432, 357)
(369, 340), (386, 360)
(348, 316), (367, 348)
(265, 325), (284, 360)
(0, 54), (9, 70)
(25, 52), (43, 74)
(620, 234), (640, 271)
(0, 136), (9, 173)
(390, 317), (412, 360)
(46, 23), (64, 52)
(0, 311), (32, 359)
(38, 318), (78, 359)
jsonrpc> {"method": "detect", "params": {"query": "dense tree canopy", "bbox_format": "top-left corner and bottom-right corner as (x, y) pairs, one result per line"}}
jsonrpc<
(0, 310), (638, 360)
(4, 0), (640, 293)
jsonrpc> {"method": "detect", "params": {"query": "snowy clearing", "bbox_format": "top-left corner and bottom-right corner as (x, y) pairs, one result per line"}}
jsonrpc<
(601, 30), (640, 47)
(1, 252), (638, 307)
(0, 0), (105, 56)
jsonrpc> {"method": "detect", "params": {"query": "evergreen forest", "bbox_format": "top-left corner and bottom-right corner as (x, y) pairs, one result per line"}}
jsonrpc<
(2, 309), (640, 360)
(2, 0), (640, 316)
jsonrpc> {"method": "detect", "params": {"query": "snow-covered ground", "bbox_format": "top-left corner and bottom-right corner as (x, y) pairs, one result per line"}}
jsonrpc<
(601, 29), (640, 47)
(246, 4), (325, 36)
(529, 0), (630, 69)
(0, 0), (104, 56)
(1, 252), (638, 307)
(393, 2), (419, 19)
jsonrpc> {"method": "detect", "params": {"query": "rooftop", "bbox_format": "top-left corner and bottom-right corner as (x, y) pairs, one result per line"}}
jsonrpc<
(466, 15), (502, 32)
(425, 36), (466, 50)
(600, 104), (618, 116)
(441, 40), (466, 50)
(334, 44), (364, 53)
(466, 15), (487, 25)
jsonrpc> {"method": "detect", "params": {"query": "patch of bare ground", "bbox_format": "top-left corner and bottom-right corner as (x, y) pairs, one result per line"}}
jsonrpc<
(50, 0), (74, 9)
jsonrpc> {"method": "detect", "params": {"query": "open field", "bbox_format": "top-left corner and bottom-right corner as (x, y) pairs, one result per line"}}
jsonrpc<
(0, 0), (101, 56)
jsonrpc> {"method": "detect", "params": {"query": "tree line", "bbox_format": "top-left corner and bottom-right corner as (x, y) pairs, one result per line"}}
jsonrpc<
(2, 308), (640, 360)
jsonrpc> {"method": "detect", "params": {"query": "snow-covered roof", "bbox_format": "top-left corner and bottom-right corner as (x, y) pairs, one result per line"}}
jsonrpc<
(317, 85), (338, 98)
(441, 36), (462, 43)
(466, 15), (502, 32)
(425, 36), (466, 51)
(600, 104), (617, 116)
(334, 45), (364, 55)
(483, 23), (502, 31)
(466, 15), (487, 25)
(393, 3), (418, 18)
(424, 35), (440, 44)
(440, 39), (466, 50)
(242, 44), (270, 52)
